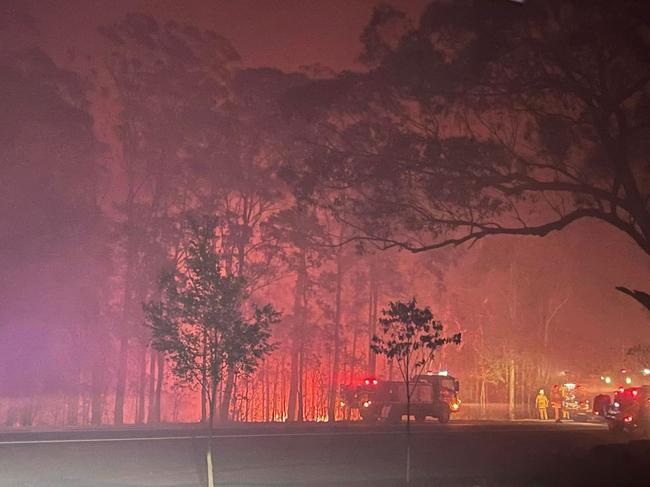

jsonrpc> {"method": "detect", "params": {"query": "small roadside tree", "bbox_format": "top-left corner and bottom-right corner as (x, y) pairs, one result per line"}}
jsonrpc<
(371, 298), (461, 484)
(144, 216), (278, 487)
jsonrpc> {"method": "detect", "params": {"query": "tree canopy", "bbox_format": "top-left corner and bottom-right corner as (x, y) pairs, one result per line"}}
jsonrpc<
(144, 216), (279, 423)
(287, 0), (649, 263)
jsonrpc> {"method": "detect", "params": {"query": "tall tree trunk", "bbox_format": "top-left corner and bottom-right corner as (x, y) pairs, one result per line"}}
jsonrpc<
(367, 258), (378, 376)
(265, 365), (271, 422)
(81, 393), (90, 425)
(508, 359), (516, 420)
(311, 370), (317, 420)
(66, 356), (81, 426)
(327, 244), (344, 422)
(244, 379), (250, 422)
(91, 357), (105, 425)
(220, 368), (236, 422)
(287, 247), (307, 422)
(147, 349), (156, 423)
(350, 323), (358, 384)
(478, 375), (480, 419)
(115, 185), (137, 426)
(114, 334), (129, 425)
(341, 343), (348, 389)
(66, 391), (79, 426)
(287, 345), (300, 421)
(115, 259), (133, 426)
(201, 381), (207, 423)
(297, 348), (305, 422)
(153, 352), (164, 423)
(200, 330), (208, 423)
(272, 359), (279, 421)
(232, 376), (240, 421)
(281, 356), (287, 420)
(135, 345), (147, 424)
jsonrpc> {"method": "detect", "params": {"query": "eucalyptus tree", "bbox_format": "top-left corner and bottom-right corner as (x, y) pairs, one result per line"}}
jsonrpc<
(287, 0), (650, 308)
(99, 14), (239, 423)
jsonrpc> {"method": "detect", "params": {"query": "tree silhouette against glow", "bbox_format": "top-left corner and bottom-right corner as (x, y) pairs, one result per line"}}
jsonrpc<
(371, 298), (461, 483)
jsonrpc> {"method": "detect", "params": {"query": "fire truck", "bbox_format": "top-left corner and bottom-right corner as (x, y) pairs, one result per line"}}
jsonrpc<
(342, 373), (461, 423)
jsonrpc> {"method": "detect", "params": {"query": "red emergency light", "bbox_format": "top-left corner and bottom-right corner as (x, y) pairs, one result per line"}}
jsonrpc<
(363, 378), (378, 386)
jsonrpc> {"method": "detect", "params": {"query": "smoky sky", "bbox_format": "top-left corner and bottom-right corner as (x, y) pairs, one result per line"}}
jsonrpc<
(29, 0), (430, 71)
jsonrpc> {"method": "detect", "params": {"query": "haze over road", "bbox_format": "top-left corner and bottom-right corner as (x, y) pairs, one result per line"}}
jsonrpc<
(1, 421), (646, 487)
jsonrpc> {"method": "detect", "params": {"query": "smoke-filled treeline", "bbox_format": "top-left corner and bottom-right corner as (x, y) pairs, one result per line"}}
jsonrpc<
(1, 2), (648, 426)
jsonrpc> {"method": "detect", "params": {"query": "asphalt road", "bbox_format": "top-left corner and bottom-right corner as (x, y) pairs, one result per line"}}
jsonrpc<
(0, 421), (647, 487)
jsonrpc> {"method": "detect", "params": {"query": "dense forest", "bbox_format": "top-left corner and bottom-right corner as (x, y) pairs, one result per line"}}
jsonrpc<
(1, 0), (648, 427)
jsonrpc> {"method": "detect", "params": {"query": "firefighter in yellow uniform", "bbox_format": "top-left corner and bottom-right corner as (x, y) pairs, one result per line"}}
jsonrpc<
(535, 389), (549, 420)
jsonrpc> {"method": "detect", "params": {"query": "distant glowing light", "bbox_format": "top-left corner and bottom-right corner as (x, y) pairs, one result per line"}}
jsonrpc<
(642, 368), (650, 376)
(614, 402), (620, 408)
(625, 377), (632, 385)
(339, 401), (345, 407)
(372, 379), (378, 385)
(438, 370), (448, 376)
(604, 376), (612, 384)
(451, 403), (459, 410)
(624, 416), (633, 423)
(363, 401), (372, 408)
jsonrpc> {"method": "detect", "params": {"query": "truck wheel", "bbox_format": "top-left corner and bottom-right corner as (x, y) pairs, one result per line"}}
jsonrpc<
(438, 412), (450, 424)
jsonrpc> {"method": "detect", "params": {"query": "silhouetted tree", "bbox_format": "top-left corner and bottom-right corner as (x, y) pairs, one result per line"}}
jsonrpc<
(371, 298), (461, 483)
(100, 13), (239, 423)
(144, 216), (278, 486)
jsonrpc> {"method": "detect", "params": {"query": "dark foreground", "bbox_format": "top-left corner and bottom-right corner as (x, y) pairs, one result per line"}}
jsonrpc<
(0, 421), (647, 487)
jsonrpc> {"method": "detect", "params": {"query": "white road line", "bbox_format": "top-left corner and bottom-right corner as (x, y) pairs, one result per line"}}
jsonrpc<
(0, 425), (604, 446)
(0, 431), (408, 445)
